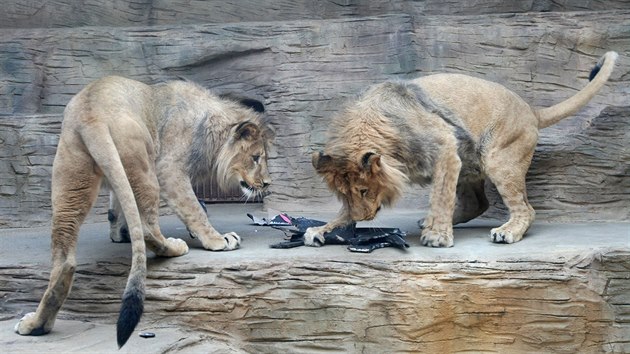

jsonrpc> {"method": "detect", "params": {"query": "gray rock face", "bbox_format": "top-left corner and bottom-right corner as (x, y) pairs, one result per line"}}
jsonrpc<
(2, 0), (629, 28)
(2, 6), (629, 353)
(1, 5), (629, 228)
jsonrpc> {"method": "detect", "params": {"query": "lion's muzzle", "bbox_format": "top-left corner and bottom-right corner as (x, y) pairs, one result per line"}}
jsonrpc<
(350, 204), (382, 222)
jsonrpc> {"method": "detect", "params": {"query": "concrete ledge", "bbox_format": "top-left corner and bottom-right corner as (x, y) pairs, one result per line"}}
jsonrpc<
(1, 204), (628, 353)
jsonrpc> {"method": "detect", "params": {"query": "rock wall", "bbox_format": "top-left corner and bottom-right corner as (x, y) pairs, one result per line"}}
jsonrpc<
(3, 1), (629, 28)
(1, 3), (629, 227)
(2, 248), (628, 353)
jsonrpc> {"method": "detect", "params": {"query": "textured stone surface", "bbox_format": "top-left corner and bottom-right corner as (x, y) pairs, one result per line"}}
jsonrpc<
(1, 207), (628, 353)
(2, 0), (630, 28)
(2, 4), (629, 353)
(0, 115), (61, 226)
(2, 9), (629, 227)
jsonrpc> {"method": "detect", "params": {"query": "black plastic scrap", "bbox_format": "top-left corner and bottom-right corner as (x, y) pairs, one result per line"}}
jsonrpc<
(247, 213), (409, 253)
(246, 213), (292, 226)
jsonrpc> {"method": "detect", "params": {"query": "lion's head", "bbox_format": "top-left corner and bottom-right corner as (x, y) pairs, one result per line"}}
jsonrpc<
(225, 119), (273, 198)
(190, 96), (274, 199)
(312, 150), (407, 221)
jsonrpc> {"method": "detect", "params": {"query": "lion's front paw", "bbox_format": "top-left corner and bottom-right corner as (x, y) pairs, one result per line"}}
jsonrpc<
(304, 227), (325, 247)
(15, 312), (50, 336)
(110, 225), (131, 243)
(222, 232), (241, 250)
(420, 228), (454, 248)
(108, 209), (130, 243)
(201, 232), (241, 251)
(490, 225), (524, 244)
(161, 237), (189, 257)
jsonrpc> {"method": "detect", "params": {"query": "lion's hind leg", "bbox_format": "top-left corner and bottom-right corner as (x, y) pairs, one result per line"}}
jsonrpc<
(484, 132), (537, 244)
(119, 146), (188, 258)
(15, 138), (102, 336)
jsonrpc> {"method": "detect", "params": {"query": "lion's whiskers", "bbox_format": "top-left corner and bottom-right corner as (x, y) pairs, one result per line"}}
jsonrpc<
(239, 185), (268, 204)
(239, 188), (253, 204)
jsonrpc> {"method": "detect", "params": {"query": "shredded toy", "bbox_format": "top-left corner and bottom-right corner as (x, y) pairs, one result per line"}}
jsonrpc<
(247, 213), (409, 253)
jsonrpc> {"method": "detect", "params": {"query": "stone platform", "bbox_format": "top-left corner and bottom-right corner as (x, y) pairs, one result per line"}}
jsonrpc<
(0, 204), (628, 353)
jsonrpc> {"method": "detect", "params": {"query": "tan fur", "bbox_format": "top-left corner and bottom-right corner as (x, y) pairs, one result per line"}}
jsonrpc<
(307, 52), (617, 248)
(14, 76), (272, 347)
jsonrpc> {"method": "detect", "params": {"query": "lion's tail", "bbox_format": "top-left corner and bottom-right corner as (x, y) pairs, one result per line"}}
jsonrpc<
(536, 51), (618, 129)
(80, 124), (146, 348)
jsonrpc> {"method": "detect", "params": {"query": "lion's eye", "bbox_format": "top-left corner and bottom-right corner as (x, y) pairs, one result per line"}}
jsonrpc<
(252, 154), (260, 163)
(360, 188), (368, 197)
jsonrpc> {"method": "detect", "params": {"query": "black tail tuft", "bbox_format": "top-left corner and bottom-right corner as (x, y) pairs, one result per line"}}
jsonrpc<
(117, 290), (144, 348)
(589, 63), (601, 81)
(588, 54), (610, 82)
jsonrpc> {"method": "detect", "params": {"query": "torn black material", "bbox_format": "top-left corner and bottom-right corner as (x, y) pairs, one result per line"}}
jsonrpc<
(246, 213), (292, 226)
(248, 214), (409, 253)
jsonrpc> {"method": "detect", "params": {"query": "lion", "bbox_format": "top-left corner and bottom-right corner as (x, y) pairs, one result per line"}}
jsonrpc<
(306, 51), (617, 248)
(14, 76), (273, 348)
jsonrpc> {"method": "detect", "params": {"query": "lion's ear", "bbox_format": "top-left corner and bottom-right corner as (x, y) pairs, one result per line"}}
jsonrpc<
(234, 121), (260, 141)
(361, 152), (381, 174)
(312, 151), (334, 173)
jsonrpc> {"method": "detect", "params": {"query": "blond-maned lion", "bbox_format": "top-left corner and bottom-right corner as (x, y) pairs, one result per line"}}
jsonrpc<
(14, 76), (273, 347)
(306, 51), (617, 248)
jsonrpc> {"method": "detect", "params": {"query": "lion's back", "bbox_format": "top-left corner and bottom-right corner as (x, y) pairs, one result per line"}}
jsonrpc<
(60, 76), (158, 158)
(411, 73), (533, 136)
(64, 76), (152, 127)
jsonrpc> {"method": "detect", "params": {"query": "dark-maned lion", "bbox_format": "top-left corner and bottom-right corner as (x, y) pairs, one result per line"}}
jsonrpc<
(14, 76), (273, 347)
(307, 52), (617, 248)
